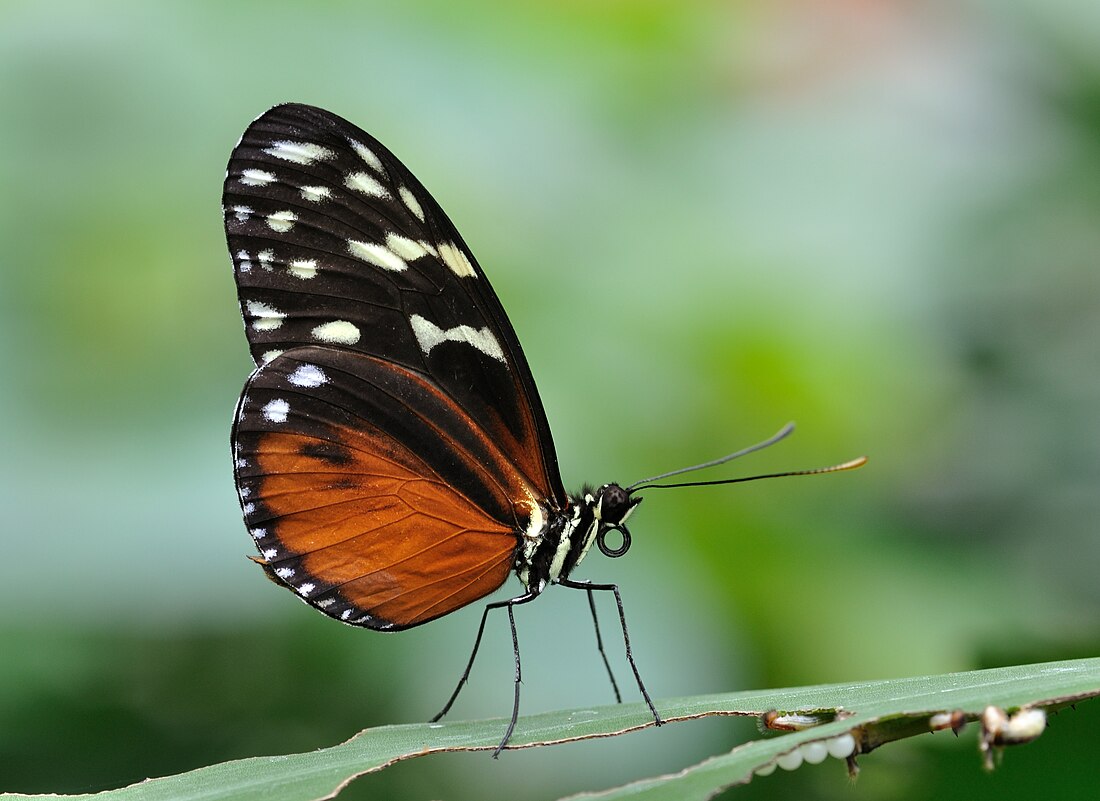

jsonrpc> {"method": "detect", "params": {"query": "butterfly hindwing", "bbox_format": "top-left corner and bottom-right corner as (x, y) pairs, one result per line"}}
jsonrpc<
(223, 103), (565, 506)
(233, 346), (544, 628)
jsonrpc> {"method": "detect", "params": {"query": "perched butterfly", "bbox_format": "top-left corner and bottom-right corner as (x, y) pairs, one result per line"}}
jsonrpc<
(223, 103), (864, 755)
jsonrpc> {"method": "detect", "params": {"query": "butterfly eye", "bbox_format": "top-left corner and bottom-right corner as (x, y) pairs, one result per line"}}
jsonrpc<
(596, 483), (632, 524)
(597, 523), (631, 558)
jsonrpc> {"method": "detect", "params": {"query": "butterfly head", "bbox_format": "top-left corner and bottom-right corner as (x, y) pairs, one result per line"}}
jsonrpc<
(592, 483), (642, 558)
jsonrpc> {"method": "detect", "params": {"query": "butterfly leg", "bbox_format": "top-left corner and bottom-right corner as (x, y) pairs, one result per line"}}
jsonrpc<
(430, 590), (541, 756)
(558, 578), (663, 727)
(584, 586), (622, 703)
(494, 599), (528, 757)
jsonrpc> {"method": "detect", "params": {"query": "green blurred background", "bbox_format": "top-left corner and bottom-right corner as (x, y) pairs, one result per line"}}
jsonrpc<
(2, 0), (1098, 798)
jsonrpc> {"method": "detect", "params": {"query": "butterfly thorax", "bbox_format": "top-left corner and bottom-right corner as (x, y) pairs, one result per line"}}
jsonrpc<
(515, 483), (641, 593)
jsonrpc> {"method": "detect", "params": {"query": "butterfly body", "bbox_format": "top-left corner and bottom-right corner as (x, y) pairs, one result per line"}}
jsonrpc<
(517, 483), (640, 593)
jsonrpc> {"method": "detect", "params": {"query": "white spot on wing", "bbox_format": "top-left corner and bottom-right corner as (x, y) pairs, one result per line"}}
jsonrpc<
(240, 169), (275, 186)
(524, 500), (546, 543)
(385, 233), (435, 261)
(236, 249), (252, 273)
(438, 242), (476, 278)
(232, 206), (253, 222)
(297, 582), (316, 596)
(300, 185), (331, 202)
(409, 314), (505, 362)
(266, 210), (297, 232)
(398, 185), (424, 221)
(250, 528), (266, 540)
(262, 398), (290, 423)
(261, 350), (284, 364)
(246, 301), (285, 331)
(345, 171), (389, 198)
(311, 320), (361, 345)
(287, 259), (318, 280)
(287, 364), (328, 388)
(265, 141), (334, 165)
(350, 140), (384, 173)
(258, 249), (274, 271)
(275, 567), (294, 579)
(347, 239), (407, 272)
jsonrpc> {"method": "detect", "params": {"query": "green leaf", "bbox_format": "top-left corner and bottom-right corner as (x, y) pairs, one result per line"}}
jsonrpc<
(4, 658), (1097, 801)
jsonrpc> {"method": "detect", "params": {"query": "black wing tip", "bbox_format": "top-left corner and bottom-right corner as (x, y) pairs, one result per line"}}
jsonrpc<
(257, 102), (354, 131)
(265, 101), (325, 119)
(238, 103), (384, 155)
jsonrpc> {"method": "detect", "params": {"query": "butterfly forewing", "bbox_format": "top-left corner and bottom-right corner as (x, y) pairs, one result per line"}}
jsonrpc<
(233, 346), (539, 628)
(223, 103), (565, 505)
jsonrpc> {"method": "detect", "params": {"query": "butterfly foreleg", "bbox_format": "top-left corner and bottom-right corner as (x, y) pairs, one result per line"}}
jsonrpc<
(580, 585), (623, 703)
(558, 577), (662, 727)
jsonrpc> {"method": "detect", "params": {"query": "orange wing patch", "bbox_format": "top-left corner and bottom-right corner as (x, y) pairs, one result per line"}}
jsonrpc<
(250, 425), (516, 629)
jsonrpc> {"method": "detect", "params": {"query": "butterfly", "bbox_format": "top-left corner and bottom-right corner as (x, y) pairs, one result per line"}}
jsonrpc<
(223, 103), (865, 756)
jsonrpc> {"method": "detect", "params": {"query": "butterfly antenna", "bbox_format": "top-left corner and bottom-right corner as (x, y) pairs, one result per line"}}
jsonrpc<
(626, 421), (795, 490)
(627, 422), (866, 492)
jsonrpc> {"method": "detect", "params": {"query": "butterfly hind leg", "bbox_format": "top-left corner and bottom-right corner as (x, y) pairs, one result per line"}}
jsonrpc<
(430, 590), (541, 757)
